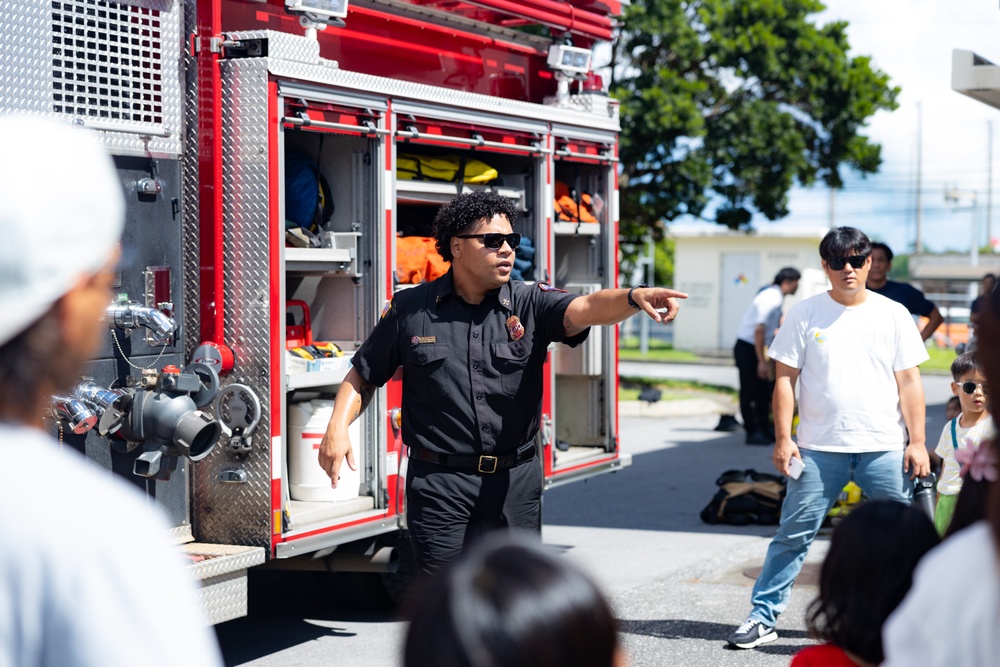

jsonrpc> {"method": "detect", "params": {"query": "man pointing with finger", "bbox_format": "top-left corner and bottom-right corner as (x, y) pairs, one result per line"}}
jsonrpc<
(318, 190), (686, 573)
(728, 226), (930, 650)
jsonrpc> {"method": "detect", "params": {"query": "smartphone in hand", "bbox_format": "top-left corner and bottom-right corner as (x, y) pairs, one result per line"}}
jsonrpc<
(788, 456), (804, 480)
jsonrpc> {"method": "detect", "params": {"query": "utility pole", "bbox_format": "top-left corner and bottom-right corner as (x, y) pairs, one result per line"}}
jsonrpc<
(988, 120), (993, 251)
(915, 102), (923, 255)
(828, 186), (835, 228)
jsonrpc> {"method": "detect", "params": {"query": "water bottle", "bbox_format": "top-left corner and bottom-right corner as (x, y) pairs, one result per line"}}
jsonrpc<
(913, 473), (937, 521)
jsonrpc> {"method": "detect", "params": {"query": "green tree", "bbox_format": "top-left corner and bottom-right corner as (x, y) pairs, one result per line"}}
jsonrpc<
(611, 0), (899, 255)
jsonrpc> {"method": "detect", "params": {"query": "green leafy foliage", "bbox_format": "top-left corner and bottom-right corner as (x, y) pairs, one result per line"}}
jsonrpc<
(611, 0), (899, 253)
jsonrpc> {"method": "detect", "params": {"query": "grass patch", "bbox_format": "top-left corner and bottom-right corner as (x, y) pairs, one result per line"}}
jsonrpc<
(618, 336), (701, 363)
(922, 345), (959, 374)
(619, 376), (738, 401)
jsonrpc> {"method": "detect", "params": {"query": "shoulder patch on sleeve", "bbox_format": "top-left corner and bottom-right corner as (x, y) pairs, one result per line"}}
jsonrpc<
(537, 282), (567, 293)
(380, 298), (393, 319)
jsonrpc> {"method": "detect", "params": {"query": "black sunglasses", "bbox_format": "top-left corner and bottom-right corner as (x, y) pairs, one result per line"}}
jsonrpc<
(455, 232), (521, 250)
(958, 381), (989, 395)
(827, 255), (868, 271)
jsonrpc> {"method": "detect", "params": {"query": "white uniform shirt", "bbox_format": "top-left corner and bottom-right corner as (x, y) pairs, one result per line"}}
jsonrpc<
(735, 285), (784, 346)
(0, 424), (224, 667)
(768, 290), (929, 452)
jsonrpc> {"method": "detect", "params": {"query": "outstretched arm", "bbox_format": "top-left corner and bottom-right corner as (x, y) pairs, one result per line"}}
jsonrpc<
(562, 286), (688, 336)
(318, 367), (375, 488)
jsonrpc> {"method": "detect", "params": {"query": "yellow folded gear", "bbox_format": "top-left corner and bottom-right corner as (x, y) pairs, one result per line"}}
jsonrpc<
(396, 154), (498, 184)
(288, 347), (315, 360)
(313, 342), (343, 358)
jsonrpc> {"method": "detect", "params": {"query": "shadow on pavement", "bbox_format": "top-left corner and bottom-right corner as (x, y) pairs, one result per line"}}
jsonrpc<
(544, 422), (780, 536)
(620, 618), (808, 648)
(215, 571), (398, 666)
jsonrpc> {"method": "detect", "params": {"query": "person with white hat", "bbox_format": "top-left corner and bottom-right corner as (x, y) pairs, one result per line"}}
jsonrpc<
(0, 116), (223, 667)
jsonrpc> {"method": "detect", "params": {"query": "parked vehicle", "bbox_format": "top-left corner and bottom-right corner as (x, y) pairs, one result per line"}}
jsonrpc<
(0, 0), (631, 624)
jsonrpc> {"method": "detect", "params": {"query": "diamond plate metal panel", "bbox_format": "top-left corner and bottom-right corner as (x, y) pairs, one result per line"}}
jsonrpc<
(223, 30), (619, 132)
(193, 58), (274, 551)
(228, 29), (319, 65)
(181, 0), (199, 360)
(183, 544), (264, 625)
(184, 543), (267, 579)
(198, 570), (249, 626)
(0, 0), (184, 157)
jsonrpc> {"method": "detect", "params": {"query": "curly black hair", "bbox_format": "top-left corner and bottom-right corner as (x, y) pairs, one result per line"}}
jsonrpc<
(433, 190), (517, 262)
(806, 500), (939, 664)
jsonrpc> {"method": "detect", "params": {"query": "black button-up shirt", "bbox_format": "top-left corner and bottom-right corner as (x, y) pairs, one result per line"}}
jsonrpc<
(352, 270), (589, 456)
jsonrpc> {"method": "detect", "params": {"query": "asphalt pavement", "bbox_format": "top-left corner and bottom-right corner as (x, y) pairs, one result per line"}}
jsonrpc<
(216, 361), (958, 667)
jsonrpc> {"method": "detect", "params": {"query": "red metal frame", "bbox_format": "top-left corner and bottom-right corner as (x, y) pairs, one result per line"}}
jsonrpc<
(197, 0), (225, 344)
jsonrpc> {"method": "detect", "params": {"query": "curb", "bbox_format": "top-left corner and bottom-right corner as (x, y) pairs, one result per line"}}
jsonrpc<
(619, 396), (737, 418)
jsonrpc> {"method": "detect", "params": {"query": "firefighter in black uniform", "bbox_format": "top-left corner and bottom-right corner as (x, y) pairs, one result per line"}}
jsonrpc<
(318, 190), (686, 573)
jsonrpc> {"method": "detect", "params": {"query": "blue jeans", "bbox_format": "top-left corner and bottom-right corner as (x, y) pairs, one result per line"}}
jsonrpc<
(749, 449), (912, 626)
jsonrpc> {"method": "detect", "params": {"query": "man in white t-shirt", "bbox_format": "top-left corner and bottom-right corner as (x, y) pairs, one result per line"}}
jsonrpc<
(0, 117), (223, 667)
(727, 227), (930, 650)
(733, 268), (801, 445)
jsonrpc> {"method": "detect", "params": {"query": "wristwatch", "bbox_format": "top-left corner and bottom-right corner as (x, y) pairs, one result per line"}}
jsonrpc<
(627, 283), (650, 310)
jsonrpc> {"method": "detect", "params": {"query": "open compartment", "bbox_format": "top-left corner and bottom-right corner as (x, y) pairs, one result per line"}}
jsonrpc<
(278, 97), (385, 530)
(550, 134), (617, 468)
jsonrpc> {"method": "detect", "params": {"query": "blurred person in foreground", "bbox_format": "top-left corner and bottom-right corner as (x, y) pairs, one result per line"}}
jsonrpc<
(791, 500), (939, 667)
(402, 535), (623, 667)
(727, 227), (929, 650)
(0, 116), (223, 667)
(881, 281), (1000, 667)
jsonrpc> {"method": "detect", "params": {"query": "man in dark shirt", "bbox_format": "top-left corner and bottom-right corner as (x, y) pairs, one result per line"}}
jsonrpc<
(317, 190), (686, 572)
(866, 241), (943, 342)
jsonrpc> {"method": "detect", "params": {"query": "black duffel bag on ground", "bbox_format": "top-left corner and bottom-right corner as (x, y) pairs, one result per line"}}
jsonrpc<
(700, 469), (787, 526)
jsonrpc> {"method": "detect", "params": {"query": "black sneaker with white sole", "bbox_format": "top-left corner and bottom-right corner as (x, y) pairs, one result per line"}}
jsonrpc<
(727, 618), (777, 649)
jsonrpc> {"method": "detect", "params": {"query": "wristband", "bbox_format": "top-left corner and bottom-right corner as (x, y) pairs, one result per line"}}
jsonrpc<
(627, 283), (650, 310)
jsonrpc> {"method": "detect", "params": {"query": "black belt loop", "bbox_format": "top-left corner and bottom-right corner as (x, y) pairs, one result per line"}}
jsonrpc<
(409, 441), (536, 474)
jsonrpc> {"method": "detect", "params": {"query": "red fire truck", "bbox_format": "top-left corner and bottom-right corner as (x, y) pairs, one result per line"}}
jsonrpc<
(0, 0), (629, 623)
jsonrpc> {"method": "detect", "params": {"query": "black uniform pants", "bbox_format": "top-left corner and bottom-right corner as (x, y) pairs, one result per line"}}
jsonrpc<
(734, 339), (773, 437)
(405, 456), (543, 574)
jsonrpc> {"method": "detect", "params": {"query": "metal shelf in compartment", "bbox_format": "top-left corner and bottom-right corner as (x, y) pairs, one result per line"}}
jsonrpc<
(396, 180), (524, 204)
(553, 221), (601, 236)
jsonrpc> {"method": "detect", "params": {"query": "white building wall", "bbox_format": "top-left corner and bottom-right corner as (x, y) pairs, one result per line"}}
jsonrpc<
(670, 226), (828, 352)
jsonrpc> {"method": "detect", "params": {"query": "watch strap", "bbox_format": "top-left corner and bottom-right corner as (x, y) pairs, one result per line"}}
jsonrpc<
(627, 283), (650, 310)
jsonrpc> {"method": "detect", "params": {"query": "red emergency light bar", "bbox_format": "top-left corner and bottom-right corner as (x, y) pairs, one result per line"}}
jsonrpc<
(395, 0), (621, 41)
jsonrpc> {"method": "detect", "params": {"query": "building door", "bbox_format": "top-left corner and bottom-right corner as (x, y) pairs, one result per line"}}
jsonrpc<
(719, 253), (761, 348)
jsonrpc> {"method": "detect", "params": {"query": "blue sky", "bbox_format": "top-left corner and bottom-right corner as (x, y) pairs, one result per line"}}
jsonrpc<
(763, 0), (1000, 254)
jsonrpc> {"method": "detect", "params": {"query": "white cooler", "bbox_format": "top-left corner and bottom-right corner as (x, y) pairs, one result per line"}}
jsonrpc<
(288, 399), (361, 502)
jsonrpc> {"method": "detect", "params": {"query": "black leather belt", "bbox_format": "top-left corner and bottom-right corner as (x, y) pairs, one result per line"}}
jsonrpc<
(408, 442), (536, 474)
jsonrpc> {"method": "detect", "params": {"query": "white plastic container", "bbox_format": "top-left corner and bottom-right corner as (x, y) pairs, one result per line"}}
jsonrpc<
(288, 399), (361, 502)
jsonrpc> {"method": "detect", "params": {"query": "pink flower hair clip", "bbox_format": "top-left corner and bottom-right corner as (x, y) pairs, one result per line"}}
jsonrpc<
(955, 440), (999, 483)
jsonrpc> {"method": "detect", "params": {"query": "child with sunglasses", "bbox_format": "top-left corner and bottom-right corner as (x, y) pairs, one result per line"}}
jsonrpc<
(933, 352), (995, 535)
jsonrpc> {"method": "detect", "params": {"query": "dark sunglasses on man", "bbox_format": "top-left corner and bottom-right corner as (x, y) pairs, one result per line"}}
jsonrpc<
(827, 254), (868, 271)
(455, 232), (521, 250)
